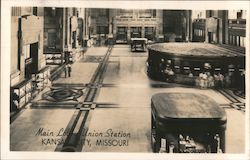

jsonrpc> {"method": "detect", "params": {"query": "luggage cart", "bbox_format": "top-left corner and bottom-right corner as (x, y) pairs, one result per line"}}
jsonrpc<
(130, 38), (148, 52)
(151, 93), (226, 153)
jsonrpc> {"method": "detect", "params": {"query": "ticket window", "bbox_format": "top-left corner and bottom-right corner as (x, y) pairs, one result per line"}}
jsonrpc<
(192, 61), (202, 76)
(182, 61), (191, 75)
(193, 67), (201, 76)
(213, 65), (222, 75)
(174, 60), (181, 74)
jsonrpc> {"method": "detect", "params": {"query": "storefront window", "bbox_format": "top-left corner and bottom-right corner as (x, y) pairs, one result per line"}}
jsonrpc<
(117, 27), (127, 41)
(131, 27), (141, 38)
(145, 27), (155, 40)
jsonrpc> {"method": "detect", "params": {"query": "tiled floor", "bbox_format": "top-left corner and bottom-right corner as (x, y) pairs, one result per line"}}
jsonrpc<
(53, 62), (99, 84)
(10, 108), (76, 151)
(83, 107), (151, 152)
(10, 45), (246, 153)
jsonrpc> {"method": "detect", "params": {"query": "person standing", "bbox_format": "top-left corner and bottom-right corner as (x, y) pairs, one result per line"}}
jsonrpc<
(64, 65), (68, 78)
(214, 73), (219, 88)
(218, 73), (224, 88)
(64, 46), (71, 64)
(225, 73), (231, 88)
(168, 69), (175, 83)
(67, 64), (72, 77)
(199, 73), (204, 89)
(207, 72), (214, 88)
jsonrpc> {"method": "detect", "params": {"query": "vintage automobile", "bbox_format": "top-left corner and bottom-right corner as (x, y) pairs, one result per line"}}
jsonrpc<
(130, 38), (148, 52)
(151, 92), (227, 153)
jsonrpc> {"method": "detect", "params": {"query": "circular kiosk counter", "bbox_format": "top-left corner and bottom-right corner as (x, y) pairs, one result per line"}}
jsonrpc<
(147, 43), (245, 87)
(151, 93), (227, 153)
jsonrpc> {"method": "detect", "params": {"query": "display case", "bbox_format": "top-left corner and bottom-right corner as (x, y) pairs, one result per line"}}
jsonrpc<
(45, 52), (63, 65)
(11, 79), (33, 111)
(32, 66), (51, 96)
(151, 93), (227, 153)
(147, 43), (245, 88)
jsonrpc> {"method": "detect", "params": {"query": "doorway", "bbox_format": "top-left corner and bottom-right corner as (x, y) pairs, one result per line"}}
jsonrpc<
(25, 42), (39, 78)
(208, 32), (213, 43)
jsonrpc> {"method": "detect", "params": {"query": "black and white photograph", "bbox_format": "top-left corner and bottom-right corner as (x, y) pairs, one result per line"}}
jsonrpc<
(1, 0), (249, 160)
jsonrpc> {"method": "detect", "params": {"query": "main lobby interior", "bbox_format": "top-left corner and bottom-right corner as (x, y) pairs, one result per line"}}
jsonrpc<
(7, 7), (247, 154)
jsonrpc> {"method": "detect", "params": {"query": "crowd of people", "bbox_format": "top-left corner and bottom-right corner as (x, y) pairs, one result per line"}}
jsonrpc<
(152, 58), (238, 89)
(194, 72), (226, 89)
(147, 57), (245, 92)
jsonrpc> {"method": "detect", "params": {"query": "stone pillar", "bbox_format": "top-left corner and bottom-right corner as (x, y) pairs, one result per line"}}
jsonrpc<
(109, 21), (112, 35)
(133, 10), (137, 18)
(127, 27), (131, 42)
(218, 18), (223, 44)
(113, 20), (117, 38)
(109, 10), (114, 35)
(63, 8), (67, 49)
(141, 26), (145, 38)
(85, 9), (89, 39)
(185, 10), (190, 42)
(156, 10), (163, 40)
(189, 10), (193, 42)
(67, 9), (71, 48)
(205, 20), (208, 43)
(223, 10), (229, 44)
